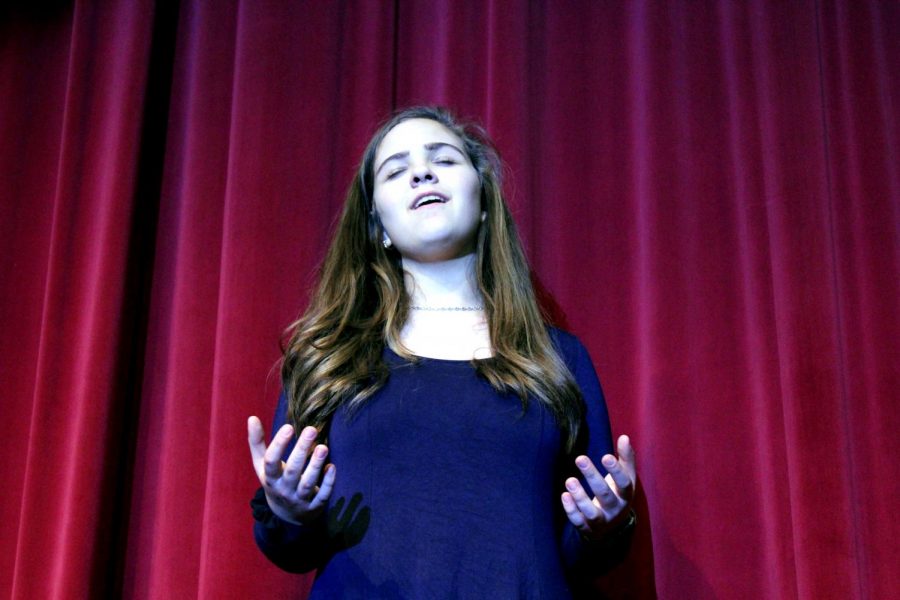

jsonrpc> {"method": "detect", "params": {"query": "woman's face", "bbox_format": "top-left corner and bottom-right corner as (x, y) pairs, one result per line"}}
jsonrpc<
(372, 118), (483, 262)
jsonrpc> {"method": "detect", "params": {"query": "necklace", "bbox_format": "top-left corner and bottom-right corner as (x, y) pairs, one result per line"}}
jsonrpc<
(410, 305), (484, 312)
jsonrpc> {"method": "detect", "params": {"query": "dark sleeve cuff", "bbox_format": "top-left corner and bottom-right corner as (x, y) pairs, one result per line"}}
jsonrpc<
(250, 486), (328, 573)
(563, 510), (637, 576)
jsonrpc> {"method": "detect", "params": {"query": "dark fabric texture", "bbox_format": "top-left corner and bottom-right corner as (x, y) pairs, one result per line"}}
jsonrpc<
(252, 329), (624, 599)
(1, 1), (898, 598)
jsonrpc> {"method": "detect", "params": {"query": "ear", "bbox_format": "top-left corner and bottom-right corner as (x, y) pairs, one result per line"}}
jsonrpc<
(369, 206), (388, 247)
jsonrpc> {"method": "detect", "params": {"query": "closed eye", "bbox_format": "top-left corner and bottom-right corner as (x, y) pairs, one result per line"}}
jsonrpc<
(385, 167), (405, 180)
(433, 157), (456, 165)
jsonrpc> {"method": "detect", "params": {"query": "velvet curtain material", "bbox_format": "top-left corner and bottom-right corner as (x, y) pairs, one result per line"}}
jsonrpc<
(1, 1), (897, 598)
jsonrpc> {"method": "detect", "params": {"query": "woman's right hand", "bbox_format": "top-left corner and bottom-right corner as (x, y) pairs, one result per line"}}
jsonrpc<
(248, 416), (336, 525)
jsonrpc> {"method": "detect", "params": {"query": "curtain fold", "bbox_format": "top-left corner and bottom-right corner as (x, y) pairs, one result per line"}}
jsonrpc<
(817, 2), (900, 597)
(1, 1), (156, 597)
(1, 1), (897, 598)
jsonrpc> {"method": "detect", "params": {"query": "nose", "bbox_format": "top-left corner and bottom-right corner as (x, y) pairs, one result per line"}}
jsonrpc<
(409, 162), (437, 186)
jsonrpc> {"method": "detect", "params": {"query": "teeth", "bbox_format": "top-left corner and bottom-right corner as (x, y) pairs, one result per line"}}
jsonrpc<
(415, 195), (445, 208)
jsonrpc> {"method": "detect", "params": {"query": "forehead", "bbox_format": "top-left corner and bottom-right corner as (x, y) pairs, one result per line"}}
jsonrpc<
(374, 118), (465, 163)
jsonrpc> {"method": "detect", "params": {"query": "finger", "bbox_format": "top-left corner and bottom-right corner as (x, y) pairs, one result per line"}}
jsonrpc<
(601, 454), (633, 499)
(560, 491), (588, 529)
(263, 423), (294, 483)
(577, 455), (628, 508)
(298, 444), (330, 497)
(282, 426), (318, 488)
(247, 416), (268, 475)
(573, 455), (620, 514)
(564, 477), (601, 521)
(575, 455), (615, 500)
(617, 434), (637, 478)
(308, 463), (337, 511)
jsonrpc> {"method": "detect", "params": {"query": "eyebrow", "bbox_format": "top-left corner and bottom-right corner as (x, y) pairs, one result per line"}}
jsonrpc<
(374, 142), (466, 177)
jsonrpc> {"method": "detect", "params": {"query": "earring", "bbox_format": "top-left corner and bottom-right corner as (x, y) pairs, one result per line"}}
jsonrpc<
(382, 236), (392, 248)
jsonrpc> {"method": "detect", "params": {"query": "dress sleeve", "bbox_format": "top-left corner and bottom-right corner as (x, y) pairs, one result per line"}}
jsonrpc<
(250, 390), (329, 573)
(552, 330), (635, 577)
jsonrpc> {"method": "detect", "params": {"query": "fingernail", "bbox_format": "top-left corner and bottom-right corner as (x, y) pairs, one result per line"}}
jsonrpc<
(315, 446), (327, 458)
(566, 479), (578, 491)
(603, 456), (616, 468)
(575, 456), (589, 469)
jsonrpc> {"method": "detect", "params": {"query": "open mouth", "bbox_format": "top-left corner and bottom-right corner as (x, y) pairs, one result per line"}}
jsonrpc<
(412, 193), (448, 209)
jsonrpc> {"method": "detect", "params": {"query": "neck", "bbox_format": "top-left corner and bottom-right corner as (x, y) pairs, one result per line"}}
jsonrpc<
(401, 253), (482, 308)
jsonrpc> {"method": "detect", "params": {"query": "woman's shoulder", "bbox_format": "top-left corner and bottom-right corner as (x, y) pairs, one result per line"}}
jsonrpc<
(546, 325), (578, 346)
(546, 326), (590, 367)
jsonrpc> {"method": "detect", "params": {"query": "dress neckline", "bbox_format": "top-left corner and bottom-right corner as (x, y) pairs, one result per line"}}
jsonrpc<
(384, 345), (493, 364)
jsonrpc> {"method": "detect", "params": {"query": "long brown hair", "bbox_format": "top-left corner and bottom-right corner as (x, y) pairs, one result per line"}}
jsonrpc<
(281, 106), (585, 450)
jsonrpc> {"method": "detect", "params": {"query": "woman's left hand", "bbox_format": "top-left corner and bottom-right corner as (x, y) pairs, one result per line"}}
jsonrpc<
(560, 434), (637, 540)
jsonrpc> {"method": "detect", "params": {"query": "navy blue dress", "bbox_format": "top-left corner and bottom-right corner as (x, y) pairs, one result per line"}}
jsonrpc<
(252, 329), (622, 598)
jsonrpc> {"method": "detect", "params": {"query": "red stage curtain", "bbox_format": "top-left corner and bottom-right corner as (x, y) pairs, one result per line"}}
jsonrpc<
(1, 1), (897, 598)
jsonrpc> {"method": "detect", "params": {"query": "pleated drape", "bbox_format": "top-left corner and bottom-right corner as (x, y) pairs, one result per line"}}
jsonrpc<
(1, 1), (897, 598)
(1, 1), (157, 597)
